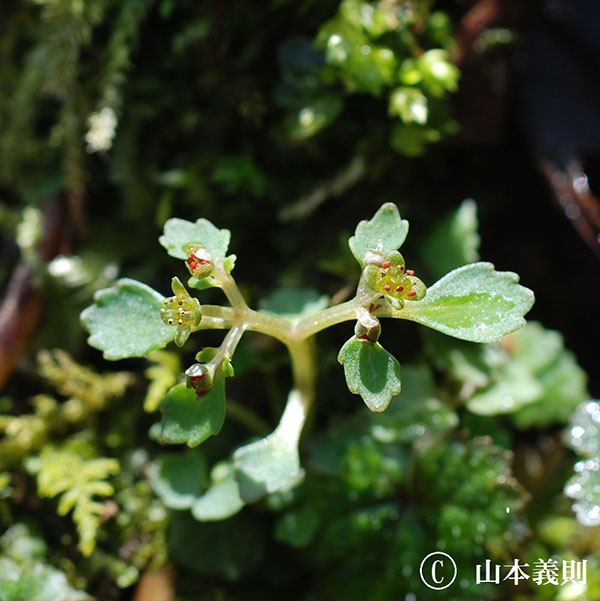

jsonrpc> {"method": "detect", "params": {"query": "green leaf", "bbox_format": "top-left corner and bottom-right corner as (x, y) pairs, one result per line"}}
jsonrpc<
(426, 322), (588, 423)
(511, 350), (588, 428)
(191, 462), (244, 521)
(337, 337), (401, 412)
(144, 351), (181, 412)
(285, 95), (344, 139)
(368, 364), (458, 443)
(159, 381), (226, 448)
(348, 203), (408, 266)
(466, 363), (542, 415)
(0, 559), (88, 601)
(34, 442), (119, 556)
(421, 199), (480, 279)
(567, 400), (600, 458)
(274, 508), (321, 549)
(81, 279), (174, 360)
(213, 155), (266, 197)
(150, 449), (207, 510)
(260, 286), (329, 325)
(424, 329), (501, 389)
(389, 123), (439, 157)
(169, 512), (264, 581)
(565, 458), (600, 527)
(395, 262), (534, 342)
(417, 49), (460, 97)
(508, 320), (564, 373)
(0, 524), (47, 565)
(388, 87), (428, 124)
(223, 254), (236, 274)
(159, 217), (230, 262)
(234, 390), (306, 502)
(565, 401), (600, 527)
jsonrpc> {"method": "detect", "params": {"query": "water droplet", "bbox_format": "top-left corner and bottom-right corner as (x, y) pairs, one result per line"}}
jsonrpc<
(572, 174), (589, 193)
(502, 397), (514, 409)
(299, 108), (315, 127)
(575, 502), (600, 527)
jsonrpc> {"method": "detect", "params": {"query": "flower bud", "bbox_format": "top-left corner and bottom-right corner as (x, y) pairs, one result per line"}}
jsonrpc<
(354, 309), (381, 343)
(185, 363), (215, 396)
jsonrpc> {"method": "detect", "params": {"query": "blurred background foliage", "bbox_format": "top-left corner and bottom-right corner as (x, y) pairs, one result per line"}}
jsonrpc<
(0, 0), (598, 599)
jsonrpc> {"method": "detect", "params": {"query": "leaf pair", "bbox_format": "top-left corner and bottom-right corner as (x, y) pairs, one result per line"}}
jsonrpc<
(154, 389), (307, 517)
(150, 450), (243, 521)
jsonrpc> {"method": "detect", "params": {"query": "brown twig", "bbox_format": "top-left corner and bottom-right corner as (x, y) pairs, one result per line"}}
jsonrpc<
(538, 159), (600, 258)
(132, 570), (175, 601)
(0, 199), (69, 391)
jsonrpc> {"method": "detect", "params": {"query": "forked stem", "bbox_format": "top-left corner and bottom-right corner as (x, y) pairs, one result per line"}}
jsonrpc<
(191, 270), (374, 432)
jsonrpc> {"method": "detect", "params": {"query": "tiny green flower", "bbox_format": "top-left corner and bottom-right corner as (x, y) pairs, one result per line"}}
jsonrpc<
(364, 250), (426, 310)
(160, 277), (202, 347)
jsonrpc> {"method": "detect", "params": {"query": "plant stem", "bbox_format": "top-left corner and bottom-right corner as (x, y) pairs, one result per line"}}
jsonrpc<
(194, 313), (235, 330)
(293, 298), (360, 339)
(218, 324), (246, 360)
(226, 400), (271, 435)
(217, 267), (249, 313)
(192, 272), (378, 440)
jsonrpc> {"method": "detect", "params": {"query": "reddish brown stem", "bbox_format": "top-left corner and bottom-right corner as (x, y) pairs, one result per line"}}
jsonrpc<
(539, 159), (600, 258)
(0, 200), (69, 391)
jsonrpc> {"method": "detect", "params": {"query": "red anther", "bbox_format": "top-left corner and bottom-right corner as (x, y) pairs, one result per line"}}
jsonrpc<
(406, 269), (415, 275)
(187, 256), (209, 271)
(396, 285), (404, 292)
(383, 285), (391, 291)
(188, 375), (205, 387)
(381, 261), (391, 269)
(359, 334), (370, 341)
(407, 290), (416, 297)
(399, 264), (405, 270)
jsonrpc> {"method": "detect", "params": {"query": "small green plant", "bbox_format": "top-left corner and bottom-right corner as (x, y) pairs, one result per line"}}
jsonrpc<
(29, 441), (119, 557)
(81, 203), (534, 506)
